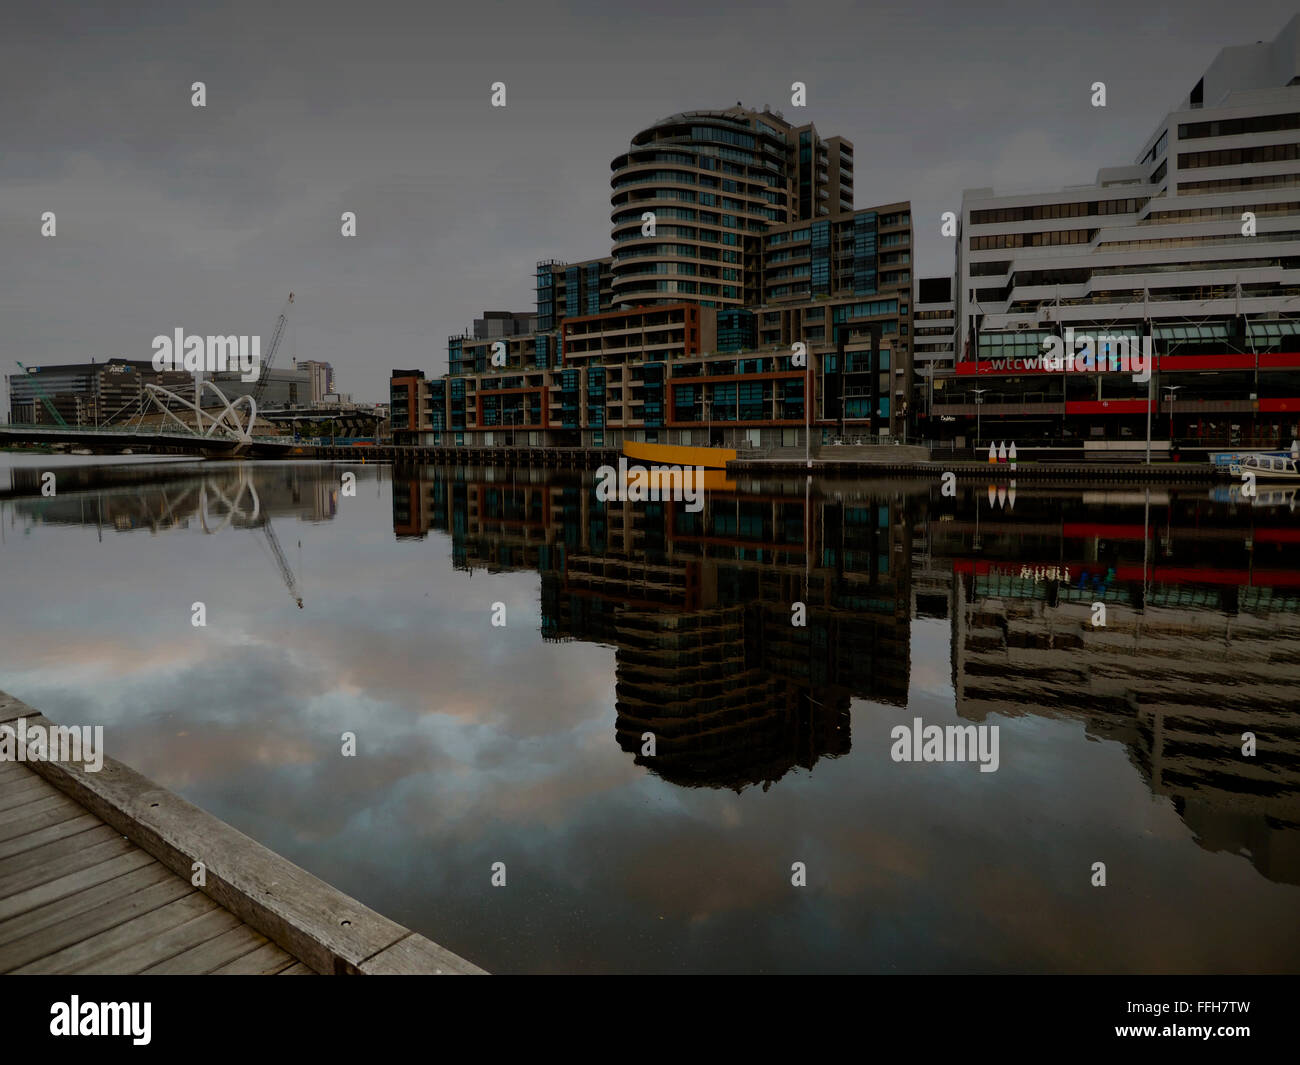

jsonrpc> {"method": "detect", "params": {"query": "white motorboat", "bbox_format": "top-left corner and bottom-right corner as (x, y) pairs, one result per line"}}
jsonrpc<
(1229, 453), (1300, 480)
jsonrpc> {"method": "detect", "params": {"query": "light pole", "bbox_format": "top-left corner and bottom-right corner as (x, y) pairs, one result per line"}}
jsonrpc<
(1163, 384), (1181, 450)
(973, 387), (987, 453)
(1144, 369), (1154, 465)
(805, 356), (812, 469)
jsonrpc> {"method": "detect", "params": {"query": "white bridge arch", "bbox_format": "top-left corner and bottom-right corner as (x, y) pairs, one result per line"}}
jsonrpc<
(142, 379), (259, 445)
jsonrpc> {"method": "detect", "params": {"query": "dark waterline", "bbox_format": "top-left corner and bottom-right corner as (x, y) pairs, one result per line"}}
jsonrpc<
(1, 454), (1297, 973)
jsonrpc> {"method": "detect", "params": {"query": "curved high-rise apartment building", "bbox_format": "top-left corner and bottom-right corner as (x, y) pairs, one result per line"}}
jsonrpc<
(609, 106), (854, 308)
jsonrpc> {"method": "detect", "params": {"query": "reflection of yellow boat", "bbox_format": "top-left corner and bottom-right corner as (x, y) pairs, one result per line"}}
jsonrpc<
(623, 441), (735, 469)
(623, 466), (735, 493)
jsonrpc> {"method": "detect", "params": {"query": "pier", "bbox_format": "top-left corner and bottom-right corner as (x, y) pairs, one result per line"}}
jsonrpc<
(2, 421), (1238, 483)
(0, 691), (484, 975)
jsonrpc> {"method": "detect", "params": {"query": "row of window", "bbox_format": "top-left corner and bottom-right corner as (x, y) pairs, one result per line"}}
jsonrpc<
(690, 125), (756, 150)
(831, 299), (899, 321)
(969, 197), (1147, 224)
(1149, 200), (1300, 221)
(1178, 111), (1300, 141)
(1140, 129), (1169, 166)
(970, 229), (1096, 250)
(1100, 229), (1300, 251)
(616, 279), (742, 298)
(769, 228), (811, 246)
(1178, 142), (1300, 168)
(1176, 172), (1300, 192)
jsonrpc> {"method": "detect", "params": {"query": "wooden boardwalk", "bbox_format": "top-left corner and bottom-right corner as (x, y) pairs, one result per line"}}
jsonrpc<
(0, 690), (484, 975)
(0, 757), (313, 974)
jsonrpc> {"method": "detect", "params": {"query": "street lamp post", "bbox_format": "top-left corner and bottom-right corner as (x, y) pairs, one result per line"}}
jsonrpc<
(973, 388), (987, 455)
(1144, 370), (1154, 465)
(1163, 384), (1181, 452)
(805, 357), (812, 469)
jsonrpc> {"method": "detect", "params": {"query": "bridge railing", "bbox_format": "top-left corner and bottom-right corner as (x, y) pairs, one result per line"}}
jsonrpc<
(0, 422), (278, 443)
(2, 421), (157, 436)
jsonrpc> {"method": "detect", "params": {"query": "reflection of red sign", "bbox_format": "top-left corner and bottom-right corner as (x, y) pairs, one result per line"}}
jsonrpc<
(953, 557), (1300, 586)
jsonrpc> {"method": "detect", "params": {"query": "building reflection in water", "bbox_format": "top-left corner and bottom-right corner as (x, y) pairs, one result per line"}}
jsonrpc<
(932, 482), (1300, 885)
(7, 460), (1295, 886)
(396, 468), (913, 790)
(397, 467), (1300, 883)
(4, 463), (340, 608)
(5, 463), (340, 534)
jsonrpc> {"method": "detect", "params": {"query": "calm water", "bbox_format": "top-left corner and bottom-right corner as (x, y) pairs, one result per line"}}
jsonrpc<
(1, 452), (1298, 973)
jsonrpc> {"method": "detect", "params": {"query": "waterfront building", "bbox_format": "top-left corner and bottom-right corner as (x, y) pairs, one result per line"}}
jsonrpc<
(299, 359), (336, 404)
(913, 276), (956, 419)
(930, 15), (1300, 451)
(392, 106), (914, 447)
(6, 357), (318, 424)
(608, 106), (854, 309)
(6, 359), (190, 426)
(536, 260), (612, 332)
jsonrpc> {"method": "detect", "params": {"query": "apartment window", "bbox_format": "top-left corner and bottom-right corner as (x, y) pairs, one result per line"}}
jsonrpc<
(1179, 112), (1300, 140)
(1178, 143), (1300, 169)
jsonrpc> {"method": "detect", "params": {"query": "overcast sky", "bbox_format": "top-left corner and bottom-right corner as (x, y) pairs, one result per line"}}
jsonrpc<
(3, 0), (1298, 404)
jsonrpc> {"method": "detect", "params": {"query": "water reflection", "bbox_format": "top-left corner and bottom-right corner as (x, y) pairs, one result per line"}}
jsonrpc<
(396, 465), (1300, 883)
(2, 457), (1299, 973)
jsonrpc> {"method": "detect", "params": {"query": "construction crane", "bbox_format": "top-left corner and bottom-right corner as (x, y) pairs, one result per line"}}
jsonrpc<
(260, 519), (303, 608)
(250, 292), (295, 410)
(14, 361), (69, 426)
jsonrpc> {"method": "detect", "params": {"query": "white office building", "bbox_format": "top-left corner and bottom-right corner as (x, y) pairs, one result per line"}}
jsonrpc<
(934, 15), (1300, 450)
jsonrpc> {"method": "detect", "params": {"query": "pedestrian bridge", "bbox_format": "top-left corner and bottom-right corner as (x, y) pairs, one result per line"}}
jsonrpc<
(0, 423), (295, 457)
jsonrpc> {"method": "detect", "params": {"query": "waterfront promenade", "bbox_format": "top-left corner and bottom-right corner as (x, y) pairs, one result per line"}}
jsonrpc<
(0, 690), (485, 975)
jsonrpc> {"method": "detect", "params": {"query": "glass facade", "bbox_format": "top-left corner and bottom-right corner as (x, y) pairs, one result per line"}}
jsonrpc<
(853, 212), (877, 295)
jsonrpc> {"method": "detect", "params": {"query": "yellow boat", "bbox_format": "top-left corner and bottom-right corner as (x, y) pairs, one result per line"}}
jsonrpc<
(622, 440), (736, 469)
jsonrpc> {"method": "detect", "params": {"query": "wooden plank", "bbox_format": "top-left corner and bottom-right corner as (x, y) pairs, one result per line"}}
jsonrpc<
(0, 795), (86, 843)
(71, 907), (243, 975)
(0, 762), (42, 782)
(209, 939), (298, 975)
(15, 891), (224, 974)
(140, 923), (272, 975)
(0, 835), (134, 899)
(278, 961), (315, 975)
(0, 791), (81, 826)
(0, 848), (155, 922)
(0, 875), (193, 973)
(0, 823), (119, 881)
(360, 933), (489, 975)
(0, 813), (103, 862)
(0, 694), (30, 725)
(0, 767), (36, 791)
(0, 862), (174, 948)
(0, 777), (56, 812)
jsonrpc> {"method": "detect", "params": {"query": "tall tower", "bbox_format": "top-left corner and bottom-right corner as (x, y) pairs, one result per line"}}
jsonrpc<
(609, 106), (854, 309)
